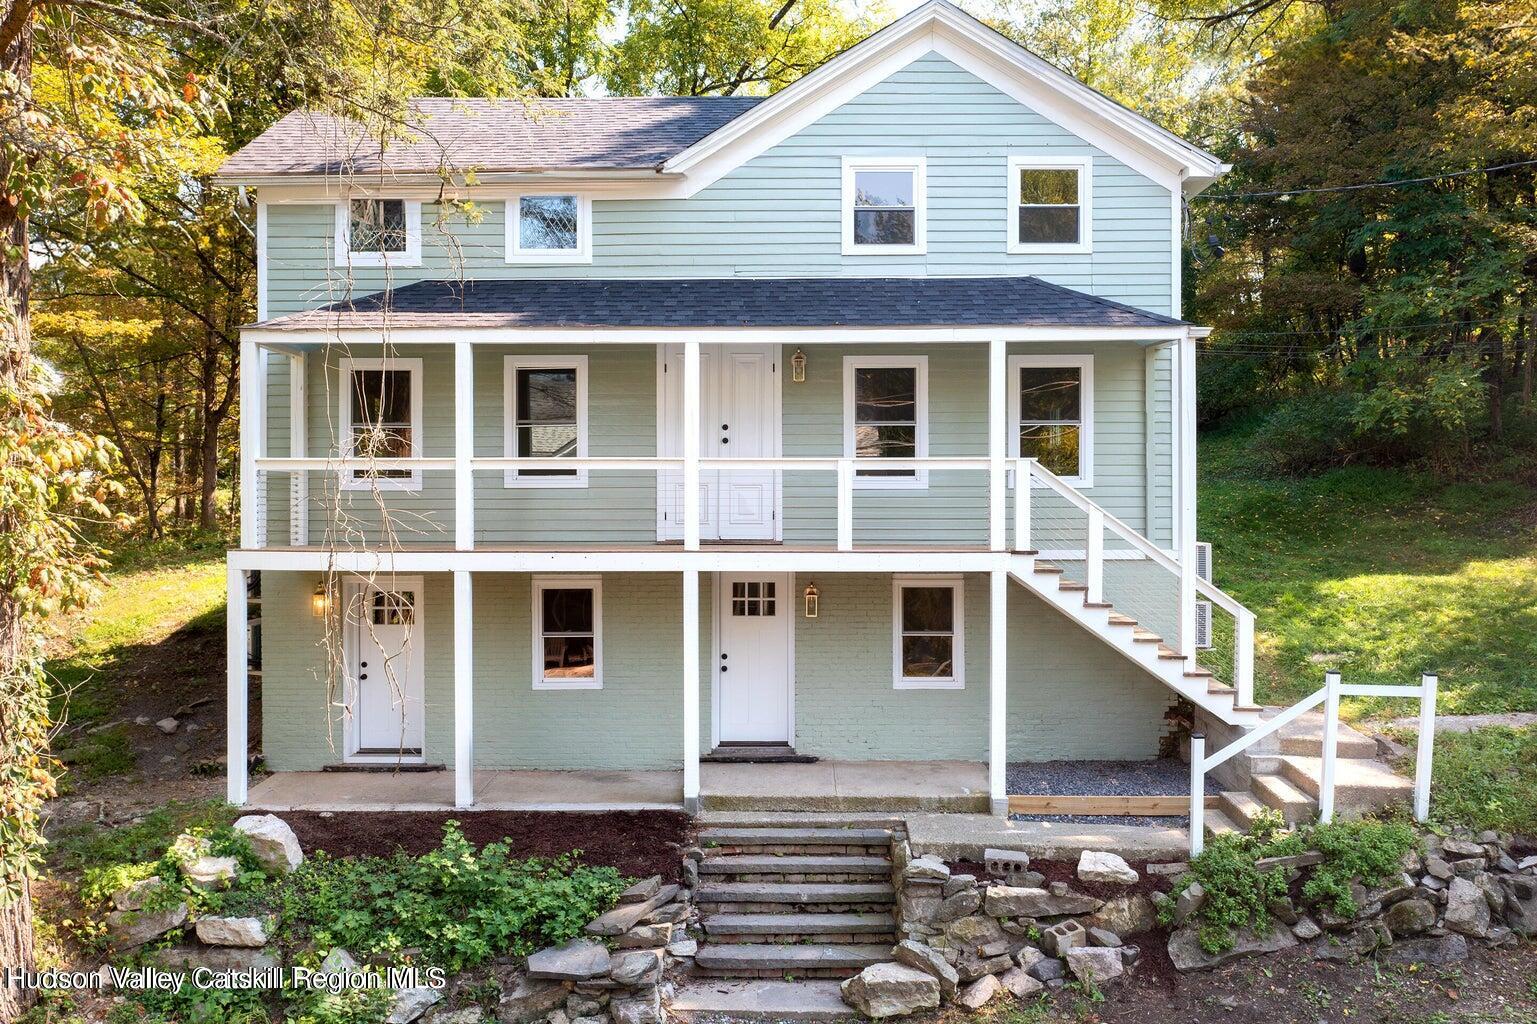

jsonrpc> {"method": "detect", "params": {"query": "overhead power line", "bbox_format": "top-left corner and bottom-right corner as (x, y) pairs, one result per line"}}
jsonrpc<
(1195, 158), (1537, 201)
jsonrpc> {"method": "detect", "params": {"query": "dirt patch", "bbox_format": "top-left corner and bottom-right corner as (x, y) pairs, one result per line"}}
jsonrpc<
(266, 810), (695, 881)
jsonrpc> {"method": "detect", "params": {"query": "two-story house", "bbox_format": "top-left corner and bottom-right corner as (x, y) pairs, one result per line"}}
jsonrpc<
(218, 0), (1273, 821)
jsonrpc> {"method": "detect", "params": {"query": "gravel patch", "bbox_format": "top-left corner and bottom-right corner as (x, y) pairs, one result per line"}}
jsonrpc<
(1006, 759), (1216, 797)
(1012, 812), (1190, 828)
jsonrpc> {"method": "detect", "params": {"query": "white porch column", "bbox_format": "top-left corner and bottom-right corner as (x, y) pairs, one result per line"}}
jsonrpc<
(239, 338), (265, 549)
(454, 570), (475, 809)
(225, 564), (249, 805)
(1177, 331), (1198, 656)
(988, 569), (1008, 816)
(682, 569), (701, 813)
(988, 339), (1006, 551)
(683, 341), (701, 551)
(455, 341), (475, 551)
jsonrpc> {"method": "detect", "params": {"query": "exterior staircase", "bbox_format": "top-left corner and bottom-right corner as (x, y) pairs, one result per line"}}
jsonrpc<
(692, 826), (899, 979)
(1205, 711), (1415, 833)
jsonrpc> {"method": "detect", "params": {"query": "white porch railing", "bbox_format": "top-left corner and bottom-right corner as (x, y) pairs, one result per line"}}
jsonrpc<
(1187, 670), (1439, 855)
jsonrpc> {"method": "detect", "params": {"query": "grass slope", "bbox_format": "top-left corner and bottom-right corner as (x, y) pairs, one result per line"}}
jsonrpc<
(1199, 425), (1537, 718)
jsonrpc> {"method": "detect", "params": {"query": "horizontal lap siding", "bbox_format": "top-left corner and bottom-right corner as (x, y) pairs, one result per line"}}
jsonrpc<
(262, 54), (1172, 317)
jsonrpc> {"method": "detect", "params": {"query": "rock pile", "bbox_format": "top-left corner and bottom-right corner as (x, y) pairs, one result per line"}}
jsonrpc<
(1162, 828), (1537, 971)
(840, 846), (1148, 1017)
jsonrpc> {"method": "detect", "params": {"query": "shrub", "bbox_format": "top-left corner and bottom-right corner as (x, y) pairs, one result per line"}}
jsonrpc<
(1248, 391), (1366, 476)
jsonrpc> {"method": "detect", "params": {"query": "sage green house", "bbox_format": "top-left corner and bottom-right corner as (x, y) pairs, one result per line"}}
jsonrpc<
(219, 0), (1264, 817)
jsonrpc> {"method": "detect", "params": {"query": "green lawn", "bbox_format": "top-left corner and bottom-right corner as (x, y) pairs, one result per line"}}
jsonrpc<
(1199, 426), (1537, 719)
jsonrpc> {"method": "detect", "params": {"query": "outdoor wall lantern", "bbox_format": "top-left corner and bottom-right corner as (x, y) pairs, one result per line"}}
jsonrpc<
(311, 580), (332, 619)
(803, 581), (819, 618)
(790, 348), (807, 383)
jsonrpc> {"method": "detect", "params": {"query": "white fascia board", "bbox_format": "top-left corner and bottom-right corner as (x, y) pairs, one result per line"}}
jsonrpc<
(229, 548), (1011, 574)
(219, 171), (680, 197)
(243, 325), (1190, 347)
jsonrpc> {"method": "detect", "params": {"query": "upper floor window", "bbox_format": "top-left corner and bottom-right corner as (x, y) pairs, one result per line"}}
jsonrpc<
(1007, 156), (1092, 254)
(892, 576), (964, 689)
(504, 356), (588, 487)
(335, 198), (423, 267)
(843, 355), (928, 488)
(341, 357), (423, 490)
(532, 576), (602, 690)
(507, 194), (592, 263)
(842, 157), (926, 255)
(1008, 354), (1093, 486)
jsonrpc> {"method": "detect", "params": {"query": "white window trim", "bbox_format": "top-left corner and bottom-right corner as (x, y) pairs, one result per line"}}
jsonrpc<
(843, 355), (928, 490)
(532, 575), (603, 690)
(1007, 155), (1093, 255)
(842, 156), (927, 255)
(1008, 353), (1094, 488)
(892, 575), (964, 690)
(504, 355), (589, 488)
(334, 199), (423, 268)
(339, 356), (424, 492)
(505, 194), (593, 264)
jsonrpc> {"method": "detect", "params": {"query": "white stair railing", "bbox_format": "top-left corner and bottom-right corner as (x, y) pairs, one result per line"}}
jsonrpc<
(1188, 670), (1438, 855)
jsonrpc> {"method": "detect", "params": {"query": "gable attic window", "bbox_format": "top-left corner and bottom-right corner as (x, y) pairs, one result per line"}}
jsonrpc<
(341, 357), (423, 491)
(842, 157), (926, 254)
(507, 194), (592, 263)
(336, 198), (423, 267)
(1007, 156), (1092, 254)
(1008, 354), (1094, 486)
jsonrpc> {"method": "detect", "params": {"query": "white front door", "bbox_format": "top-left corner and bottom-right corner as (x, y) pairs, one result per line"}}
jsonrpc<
(346, 577), (426, 757)
(659, 344), (781, 541)
(716, 573), (793, 743)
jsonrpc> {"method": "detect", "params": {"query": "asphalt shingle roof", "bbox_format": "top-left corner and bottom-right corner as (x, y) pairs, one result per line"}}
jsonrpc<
(217, 98), (763, 178)
(253, 277), (1186, 330)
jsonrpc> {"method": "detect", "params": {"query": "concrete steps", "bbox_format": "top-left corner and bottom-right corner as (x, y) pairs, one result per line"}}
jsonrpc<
(668, 980), (852, 1022)
(700, 827), (893, 855)
(1277, 713), (1379, 758)
(1250, 772), (1316, 824)
(1279, 755), (1414, 816)
(704, 912), (897, 942)
(698, 854), (891, 879)
(1218, 789), (1270, 830)
(694, 881), (896, 909)
(694, 942), (893, 979)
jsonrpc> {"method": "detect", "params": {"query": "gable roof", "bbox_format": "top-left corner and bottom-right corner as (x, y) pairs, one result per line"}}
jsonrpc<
(216, 97), (761, 181)
(250, 276), (1186, 332)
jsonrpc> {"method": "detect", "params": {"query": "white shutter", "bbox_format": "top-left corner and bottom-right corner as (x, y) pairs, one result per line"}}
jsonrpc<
(1194, 600), (1213, 650)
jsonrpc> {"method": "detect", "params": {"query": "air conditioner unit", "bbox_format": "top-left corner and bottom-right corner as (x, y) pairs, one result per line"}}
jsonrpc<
(1194, 600), (1213, 650)
(1195, 541), (1213, 583)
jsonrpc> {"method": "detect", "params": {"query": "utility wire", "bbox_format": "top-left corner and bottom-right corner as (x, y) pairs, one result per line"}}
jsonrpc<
(1194, 158), (1537, 201)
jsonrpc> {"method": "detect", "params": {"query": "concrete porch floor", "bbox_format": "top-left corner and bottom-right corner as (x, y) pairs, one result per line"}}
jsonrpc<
(244, 759), (989, 813)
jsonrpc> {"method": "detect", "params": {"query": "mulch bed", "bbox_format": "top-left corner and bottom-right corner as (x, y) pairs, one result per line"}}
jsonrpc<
(266, 810), (694, 882)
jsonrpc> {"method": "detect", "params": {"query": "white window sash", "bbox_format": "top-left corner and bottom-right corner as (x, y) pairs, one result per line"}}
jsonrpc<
(339, 356), (424, 492)
(505, 194), (593, 264)
(504, 356), (589, 488)
(1007, 353), (1094, 488)
(841, 157), (927, 255)
(334, 199), (423, 267)
(532, 575), (603, 690)
(892, 575), (964, 690)
(1006, 155), (1093, 255)
(842, 355), (929, 490)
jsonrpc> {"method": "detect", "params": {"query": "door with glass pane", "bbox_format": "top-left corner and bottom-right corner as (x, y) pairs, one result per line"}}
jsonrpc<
(658, 344), (781, 541)
(716, 574), (792, 742)
(346, 577), (426, 758)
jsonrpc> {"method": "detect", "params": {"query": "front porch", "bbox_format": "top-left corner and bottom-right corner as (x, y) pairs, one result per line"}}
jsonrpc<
(244, 759), (991, 813)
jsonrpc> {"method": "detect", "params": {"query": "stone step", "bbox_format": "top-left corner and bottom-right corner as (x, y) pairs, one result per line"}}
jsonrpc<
(699, 854), (891, 877)
(694, 942), (893, 975)
(1219, 790), (1270, 831)
(697, 810), (909, 831)
(1278, 755), (1414, 817)
(669, 980), (852, 1022)
(700, 827), (894, 849)
(1276, 712), (1379, 758)
(694, 881), (895, 906)
(1250, 772), (1316, 825)
(1203, 808), (1241, 836)
(704, 912), (897, 938)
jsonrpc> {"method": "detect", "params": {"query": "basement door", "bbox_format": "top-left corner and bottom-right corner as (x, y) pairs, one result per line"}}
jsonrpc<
(658, 344), (781, 541)
(715, 573), (793, 744)
(344, 576), (426, 760)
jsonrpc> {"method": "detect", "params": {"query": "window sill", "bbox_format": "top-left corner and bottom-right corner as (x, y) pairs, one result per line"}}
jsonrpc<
(340, 476), (422, 493)
(894, 678), (964, 690)
(533, 680), (603, 691)
(843, 244), (927, 256)
(337, 253), (424, 269)
(1007, 243), (1092, 256)
(506, 250), (592, 265)
(503, 472), (590, 489)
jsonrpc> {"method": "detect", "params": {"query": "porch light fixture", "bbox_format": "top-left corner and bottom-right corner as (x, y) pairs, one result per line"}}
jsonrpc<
(311, 580), (332, 619)
(790, 348), (807, 383)
(803, 582), (819, 618)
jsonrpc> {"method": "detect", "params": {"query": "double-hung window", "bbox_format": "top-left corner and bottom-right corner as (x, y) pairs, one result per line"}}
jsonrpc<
(336, 198), (423, 266)
(842, 157), (926, 254)
(532, 576), (602, 689)
(1007, 156), (1091, 253)
(506, 194), (591, 263)
(843, 356), (928, 488)
(504, 356), (588, 487)
(893, 576), (964, 689)
(1008, 354), (1093, 486)
(341, 357), (423, 490)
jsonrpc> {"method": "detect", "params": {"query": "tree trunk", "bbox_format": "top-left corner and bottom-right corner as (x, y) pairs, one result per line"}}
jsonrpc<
(199, 344), (222, 529)
(0, 16), (39, 1018)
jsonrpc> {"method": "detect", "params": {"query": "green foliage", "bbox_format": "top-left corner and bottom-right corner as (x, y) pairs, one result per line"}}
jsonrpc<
(55, 726), (137, 784)
(1175, 813), (1418, 953)
(124, 977), (270, 1024)
(1407, 725), (1537, 835)
(48, 800), (236, 875)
